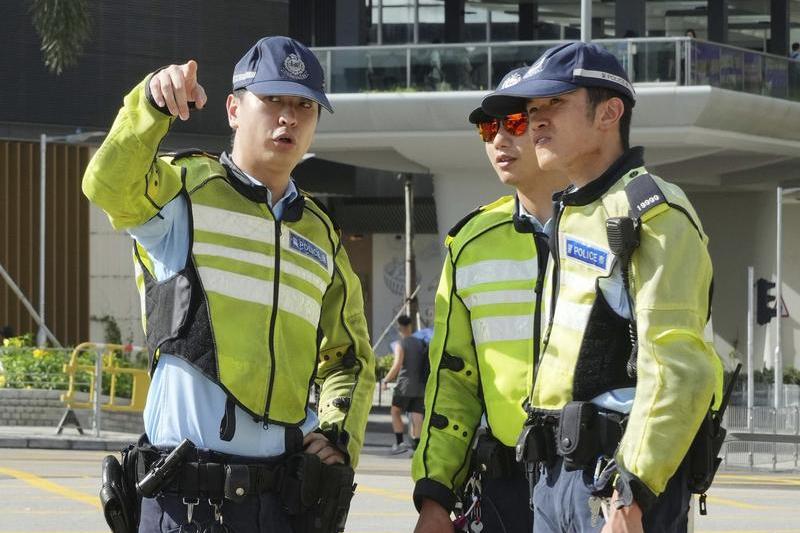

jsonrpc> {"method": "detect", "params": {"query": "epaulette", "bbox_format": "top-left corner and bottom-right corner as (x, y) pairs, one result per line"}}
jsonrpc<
(624, 173), (667, 221)
(447, 206), (483, 238)
(303, 192), (341, 233)
(166, 148), (221, 162)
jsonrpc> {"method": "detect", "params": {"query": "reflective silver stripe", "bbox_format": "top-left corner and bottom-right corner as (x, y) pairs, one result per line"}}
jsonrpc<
(552, 300), (593, 332)
(194, 242), (273, 269)
(462, 289), (534, 310)
(471, 315), (534, 345)
(572, 68), (635, 96)
(281, 261), (329, 294)
(133, 261), (146, 317)
(193, 205), (276, 244)
(198, 267), (272, 306)
(193, 242), (328, 294)
(456, 259), (537, 291)
(197, 267), (321, 326)
(280, 230), (334, 276)
(559, 270), (597, 294)
(278, 285), (322, 328)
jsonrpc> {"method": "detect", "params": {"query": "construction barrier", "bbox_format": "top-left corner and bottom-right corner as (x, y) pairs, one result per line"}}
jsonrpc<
(57, 342), (150, 435)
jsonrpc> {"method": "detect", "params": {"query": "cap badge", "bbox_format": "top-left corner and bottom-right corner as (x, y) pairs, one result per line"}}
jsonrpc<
(283, 53), (309, 80)
(499, 72), (522, 89)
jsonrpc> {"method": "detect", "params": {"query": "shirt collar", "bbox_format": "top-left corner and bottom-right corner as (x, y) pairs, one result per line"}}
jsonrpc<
(517, 198), (546, 233)
(221, 151), (298, 207)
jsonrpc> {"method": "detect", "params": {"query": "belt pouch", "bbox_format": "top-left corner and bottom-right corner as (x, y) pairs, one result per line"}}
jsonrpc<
(281, 453), (323, 515)
(557, 401), (600, 471)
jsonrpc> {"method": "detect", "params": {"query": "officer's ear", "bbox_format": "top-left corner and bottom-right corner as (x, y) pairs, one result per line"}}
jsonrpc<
(595, 96), (625, 133)
(226, 93), (240, 130)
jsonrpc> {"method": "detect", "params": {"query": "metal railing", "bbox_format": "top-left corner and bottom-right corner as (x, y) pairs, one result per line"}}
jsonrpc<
(311, 37), (800, 102)
(722, 406), (800, 471)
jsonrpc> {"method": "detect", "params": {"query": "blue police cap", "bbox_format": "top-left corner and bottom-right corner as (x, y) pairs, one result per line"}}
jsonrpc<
(232, 36), (333, 113)
(468, 67), (529, 124)
(482, 42), (635, 117)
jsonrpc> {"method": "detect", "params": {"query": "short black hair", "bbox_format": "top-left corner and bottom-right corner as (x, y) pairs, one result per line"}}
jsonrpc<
(792, 42), (800, 51)
(1, 325), (13, 338)
(585, 86), (633, 151)
(397, 315), (413, 327)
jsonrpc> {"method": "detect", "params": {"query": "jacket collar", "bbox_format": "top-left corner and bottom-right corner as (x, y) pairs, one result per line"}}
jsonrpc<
(219, 152), (305, 222)
(554, 146), (645, 207)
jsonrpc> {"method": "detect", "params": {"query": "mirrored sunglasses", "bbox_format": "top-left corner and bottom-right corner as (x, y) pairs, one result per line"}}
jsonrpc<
(476, 112), (529, 142)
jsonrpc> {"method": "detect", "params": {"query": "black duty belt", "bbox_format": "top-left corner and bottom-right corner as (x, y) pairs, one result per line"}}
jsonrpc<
(519, 403), (627, 470)
(145, 461), (284, 503)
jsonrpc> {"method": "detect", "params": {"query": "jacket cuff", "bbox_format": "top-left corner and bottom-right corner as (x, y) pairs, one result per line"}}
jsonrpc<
(614, 464), (657, 513)
(413, 478), (457, 514)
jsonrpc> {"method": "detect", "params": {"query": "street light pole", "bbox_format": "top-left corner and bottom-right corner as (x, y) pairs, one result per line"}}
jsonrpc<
(36, 131), (106, 347)
(37, 134), (47, 346)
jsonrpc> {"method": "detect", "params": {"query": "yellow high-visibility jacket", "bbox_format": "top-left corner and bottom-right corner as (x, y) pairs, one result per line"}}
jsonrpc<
(535, 147), (723, 507)
(412, 195), (550, 511)
(82, 75), (375, 465)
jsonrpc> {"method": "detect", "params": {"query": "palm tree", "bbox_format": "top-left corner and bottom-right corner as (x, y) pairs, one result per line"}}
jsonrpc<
(30, 0), (92, 75)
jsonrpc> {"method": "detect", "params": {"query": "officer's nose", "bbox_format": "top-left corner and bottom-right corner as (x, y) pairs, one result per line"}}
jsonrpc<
(279, 106), (298, 127)
(493, 126), (513, 149)
(528, 108), (549, 130)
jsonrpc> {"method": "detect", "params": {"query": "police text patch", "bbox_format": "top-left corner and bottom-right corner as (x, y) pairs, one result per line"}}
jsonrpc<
(565, 237), (609, 271)
(289, 232), (328, 268)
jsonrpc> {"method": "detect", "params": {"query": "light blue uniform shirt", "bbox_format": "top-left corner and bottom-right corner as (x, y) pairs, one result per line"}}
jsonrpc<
(131, 170), (319, 456)
(519, 200), (635, 413)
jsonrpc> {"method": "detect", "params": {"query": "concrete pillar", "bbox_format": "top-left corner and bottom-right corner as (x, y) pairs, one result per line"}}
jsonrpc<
(445, 0), (465, 43)
(707, 0), (728, 44)
(518, 2), (539, 41)
(433, 170), (512, 247)
(615, 0), (645, 38)
(769, 0), (789, 56)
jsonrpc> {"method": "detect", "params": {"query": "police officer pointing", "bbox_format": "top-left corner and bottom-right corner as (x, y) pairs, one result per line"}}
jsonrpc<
(483, 43), (722, 533)
(84, 36), (375, 532)
(412, 68), (567, 533)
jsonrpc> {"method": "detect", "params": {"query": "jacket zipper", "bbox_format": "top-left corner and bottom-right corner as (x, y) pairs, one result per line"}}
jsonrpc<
(263, 210), (281, 428)
(528, 232), (548, 411)
(543, 201), (564, 347)
(528, 201), (564, 413)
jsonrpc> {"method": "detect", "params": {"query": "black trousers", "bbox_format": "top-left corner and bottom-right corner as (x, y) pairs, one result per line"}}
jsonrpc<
(479, 472), (534, 533)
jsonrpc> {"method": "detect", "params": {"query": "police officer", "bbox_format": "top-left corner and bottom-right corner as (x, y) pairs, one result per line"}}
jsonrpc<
(412, 68), (567, 533)
(83, 36), (375, 532)
(482, 42), (722, 532)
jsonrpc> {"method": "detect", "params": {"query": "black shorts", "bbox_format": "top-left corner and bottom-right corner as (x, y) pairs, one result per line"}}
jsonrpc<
(391, 394), (425, 414)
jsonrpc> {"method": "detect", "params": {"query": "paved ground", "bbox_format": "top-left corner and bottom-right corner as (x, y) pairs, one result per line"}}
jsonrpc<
(1, 447), (799, 533)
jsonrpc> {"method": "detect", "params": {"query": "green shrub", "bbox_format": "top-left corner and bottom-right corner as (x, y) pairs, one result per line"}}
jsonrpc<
(0, 336), (146, 398)
(375, 353), (394, 381)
